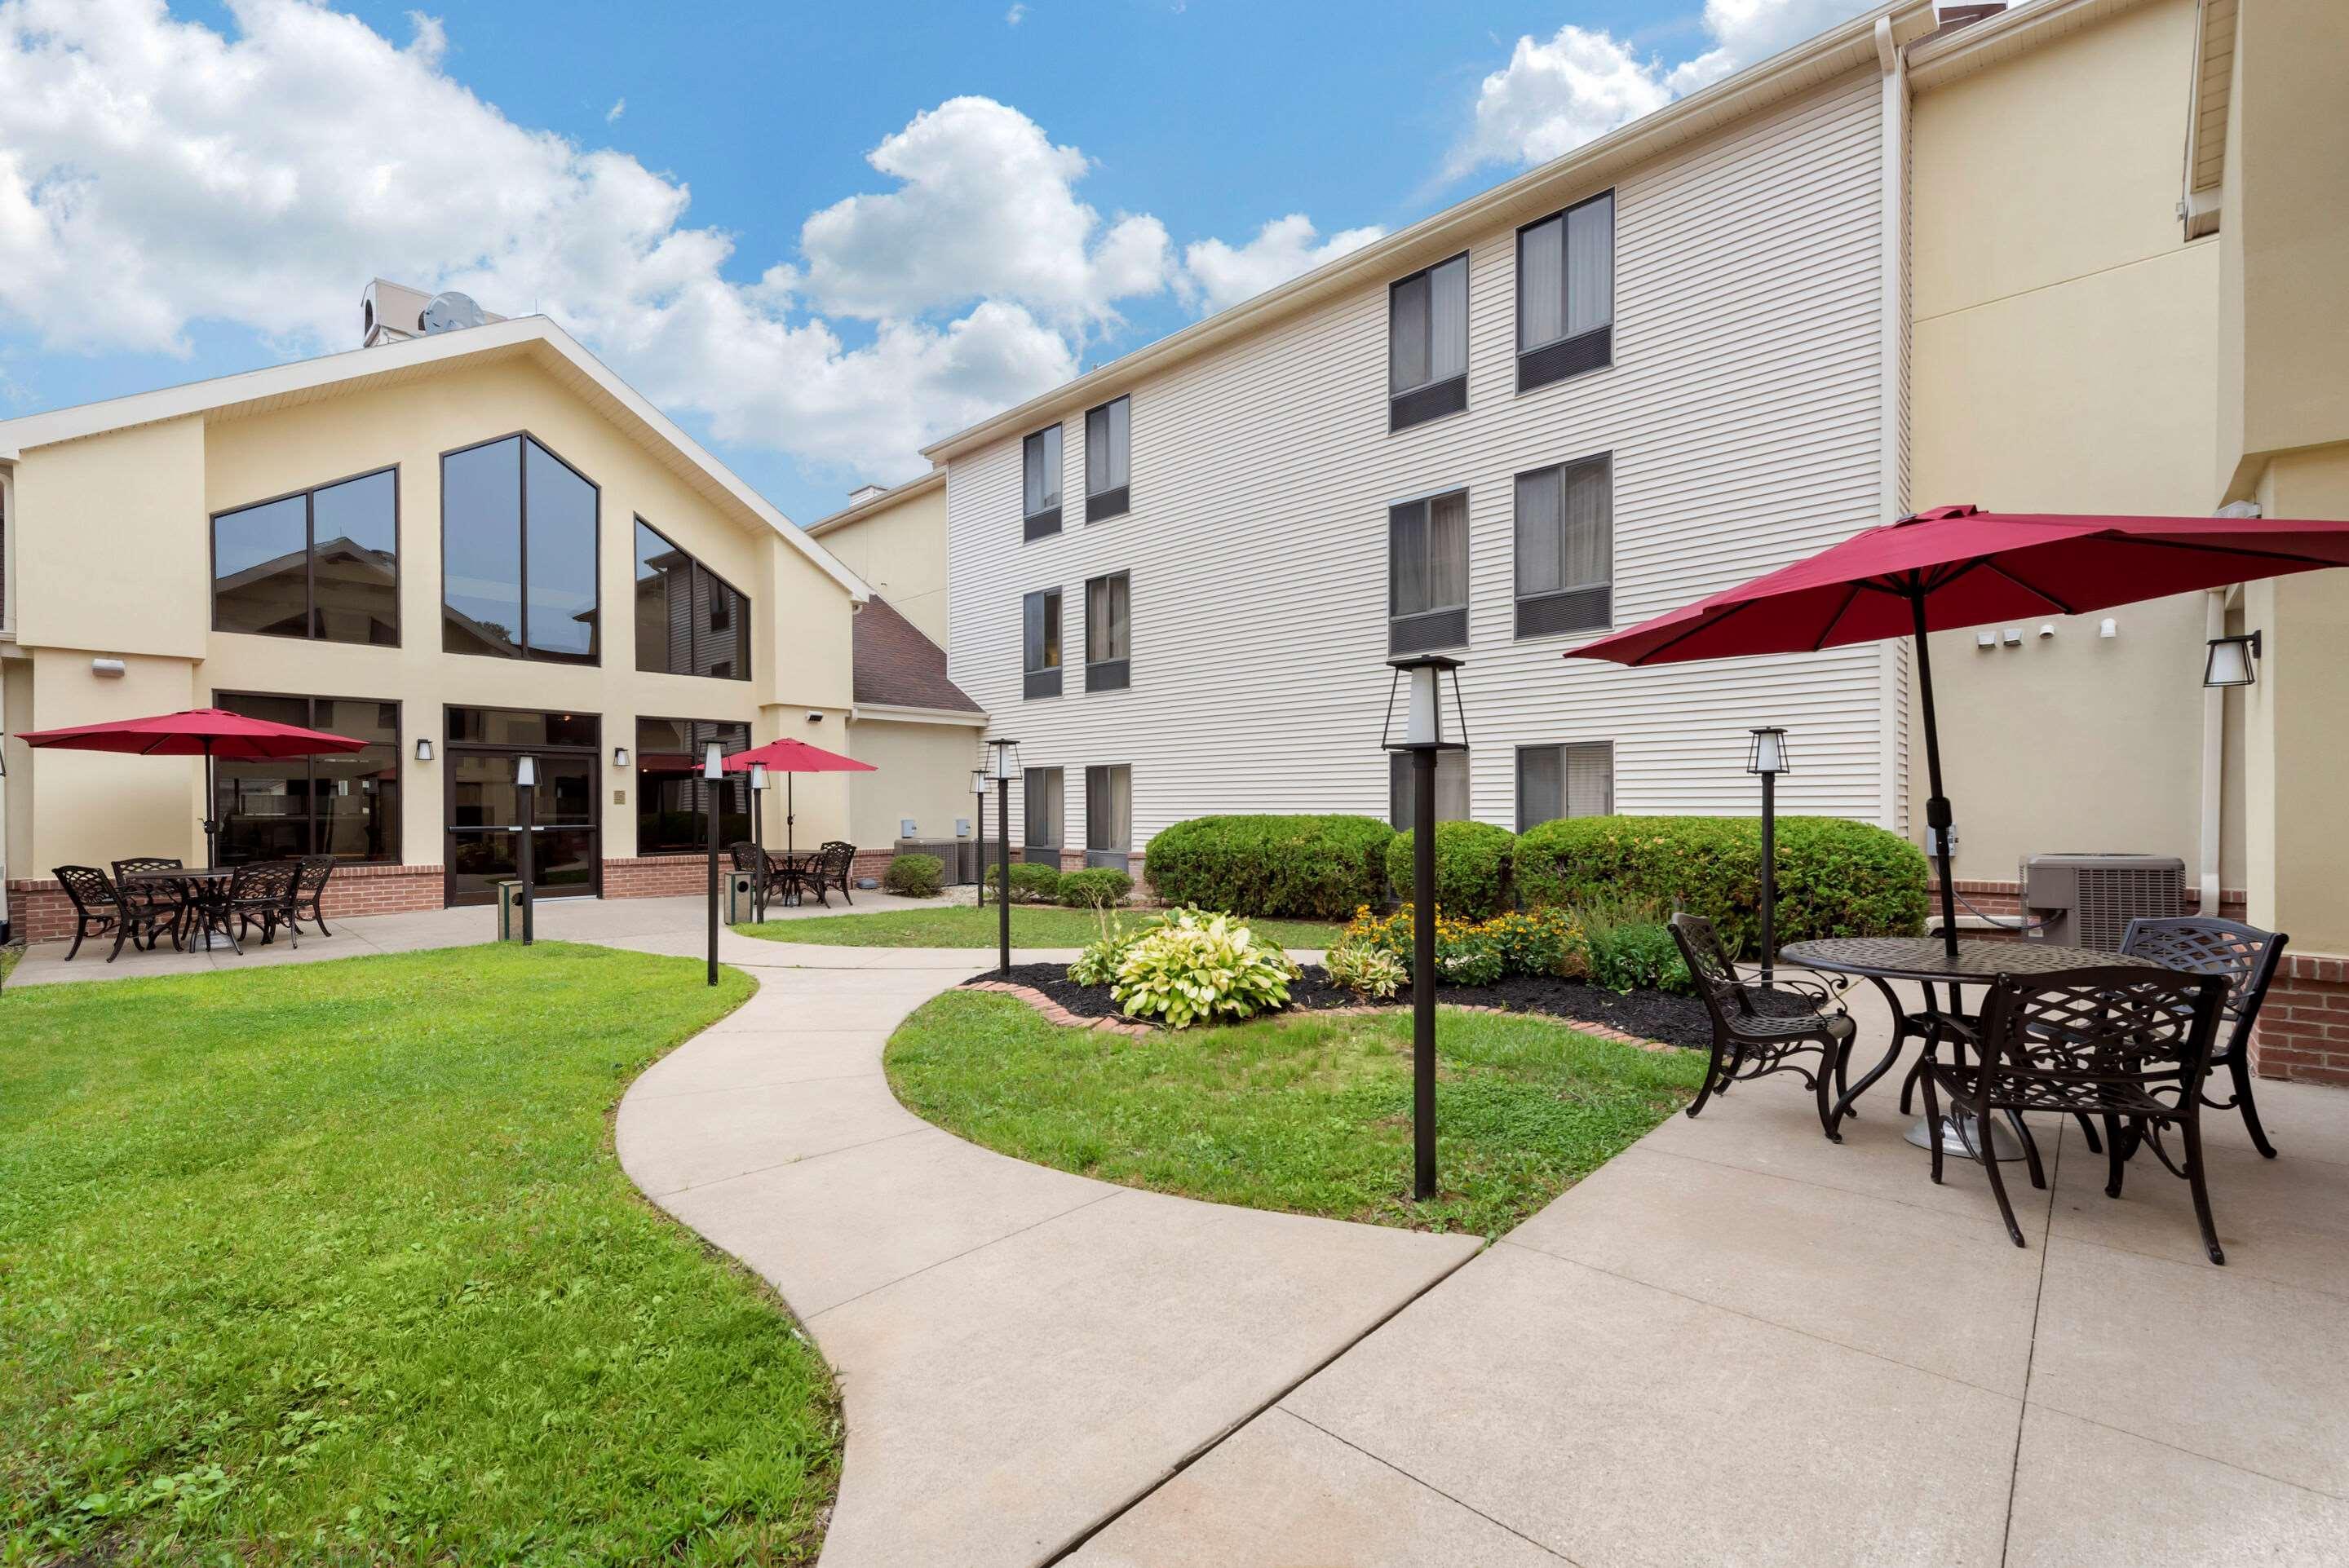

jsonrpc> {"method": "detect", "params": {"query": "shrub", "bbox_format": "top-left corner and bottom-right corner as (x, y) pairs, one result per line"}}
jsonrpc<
(881, 853), (944, 898)
(1324, 938), (1406, 1000)
(1058, 867), (1135, 908)
(1480, 907), (1588, 979)
(984, 861), (1064, 903)
(1112, 908), (1298, 1029)
(1338, 903), (1577, 987)
(1514, 815), (1928, 957)
(1068, 911), (1139, 987)
(1143, 815), (1393, 921)
(1383, 820), (1516, 920)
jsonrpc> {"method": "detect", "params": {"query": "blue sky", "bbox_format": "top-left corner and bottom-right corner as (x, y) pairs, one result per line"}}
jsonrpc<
(0, 0), (1872, 524)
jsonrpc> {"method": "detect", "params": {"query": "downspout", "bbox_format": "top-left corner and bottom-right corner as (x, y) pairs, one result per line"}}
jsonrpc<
(1874, 15), (1910, 833)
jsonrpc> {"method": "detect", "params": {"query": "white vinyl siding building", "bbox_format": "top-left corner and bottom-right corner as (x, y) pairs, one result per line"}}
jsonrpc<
(942, 68), (1901, 867)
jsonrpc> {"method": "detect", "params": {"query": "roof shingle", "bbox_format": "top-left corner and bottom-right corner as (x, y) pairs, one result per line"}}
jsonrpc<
(853, 597), (983, 713)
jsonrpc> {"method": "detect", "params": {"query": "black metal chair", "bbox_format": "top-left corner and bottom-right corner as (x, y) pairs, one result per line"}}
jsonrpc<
(113, 857), (190, 952)
(1921, 965), (2231, 1261)
(1670, 912), (1858, 1141)
(817, 841), (858, 906)
(729, 841), (790, 913)
(53, 864), (171, 962)
(223, 861), (301, 954)
(291, 855), (338, 936)
(2120, 916), (2289, 1159)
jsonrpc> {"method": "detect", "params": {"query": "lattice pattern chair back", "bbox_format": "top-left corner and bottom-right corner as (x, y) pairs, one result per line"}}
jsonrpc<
(2120, 915), (2289, 1157)
(1974, 966), (2227, 1115)
(55, 864), (121, 917)
(728, 841), (764, 875)
(1669, 912), (1750, 1024)
(294, 855), (334, 900)
(113, 856), (184, 881)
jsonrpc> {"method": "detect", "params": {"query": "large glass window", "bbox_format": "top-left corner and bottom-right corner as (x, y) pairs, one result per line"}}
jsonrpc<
(1024, 766), (1064, 865)
(1085, 764), (1130, 869)
(1515, 453), (1613, 638)
(214, 691), (401, 864)
(1023, 587), (1063, 699)
(633, 519), (752, 680)
(1388, 253), (1470, 431)
(1084, 396), (1130, 522)
(634, 718), (751, 854)
(1516, 191), (1614, 391)
(213, 468), (398, 644)
(1022, 424), (1064, 540)
(441, 435), (600, 663)
(1389, 750), (1470, 830)
(1084, 572), (1130, 692)
(1389, 489), (1469, 654)
(1516, 742), (1613, 831)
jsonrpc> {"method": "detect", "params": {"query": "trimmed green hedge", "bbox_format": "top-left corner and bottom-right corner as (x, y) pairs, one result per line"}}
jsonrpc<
(984, 862), (1064, 903)
(883, 853), (944, 898)
(1144, 815), (1395, 921)
(1384, 820), (1515, 920)
(1514, 815), (1927, 956)
(1058, 868), (1134, 908)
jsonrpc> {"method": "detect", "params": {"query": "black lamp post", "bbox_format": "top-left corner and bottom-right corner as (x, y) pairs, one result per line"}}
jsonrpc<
(1382, 654), (1468, 1204)
(515, 753), (537, 946)
(983, 738), (1021, 975)
(703, 739), (724, 987)
(1745, 727), (1791, 983)
(970, 766), (990, 907)
(749, 762), (770, 921)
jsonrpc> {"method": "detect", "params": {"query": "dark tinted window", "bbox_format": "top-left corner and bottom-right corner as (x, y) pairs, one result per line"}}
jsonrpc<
(212, 496), (309, 638)
(214, 691), (401, 864)
(213, 469), (397, 645)
(635, 717), (751, 853)
(525, 439), (599, 663)
(441, 435), (601, 662)
(634, 519), (752, 680)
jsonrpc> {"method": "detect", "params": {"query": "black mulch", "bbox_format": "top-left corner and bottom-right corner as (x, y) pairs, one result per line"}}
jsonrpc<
(978, 961), (1720, 1049)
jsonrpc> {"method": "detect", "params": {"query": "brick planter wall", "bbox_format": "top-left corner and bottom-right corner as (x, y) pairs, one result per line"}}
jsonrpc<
(603, 854), (712, 900)
(7, 862), (444, 945)
(2250, 952), (2349, 1087)
(1928, 879), (2247, 927)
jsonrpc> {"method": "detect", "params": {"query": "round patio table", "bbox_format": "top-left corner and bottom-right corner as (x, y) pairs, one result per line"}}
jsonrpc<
(122, 866), (236, 952)
(1778, 935), (2170, 1160)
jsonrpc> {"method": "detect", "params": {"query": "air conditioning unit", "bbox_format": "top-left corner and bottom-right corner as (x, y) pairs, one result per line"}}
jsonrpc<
(896, 837), (978, 885)
(2020, 853), (2184, 951)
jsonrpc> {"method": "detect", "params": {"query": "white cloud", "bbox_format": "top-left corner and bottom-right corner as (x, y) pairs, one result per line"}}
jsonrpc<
(605, 95), (626, 123)
(1179, 214), (1386, 316)
(0, 0), (1362, 491)
(1452, 0), (1879, 174)
(1006, 2), (1025, 24)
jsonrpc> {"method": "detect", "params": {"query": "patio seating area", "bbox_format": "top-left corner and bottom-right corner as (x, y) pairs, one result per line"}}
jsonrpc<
(51, 855), (338, 962)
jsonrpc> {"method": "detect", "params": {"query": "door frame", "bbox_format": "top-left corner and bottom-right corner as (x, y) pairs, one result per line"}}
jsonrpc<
(441, 706), (604, 906)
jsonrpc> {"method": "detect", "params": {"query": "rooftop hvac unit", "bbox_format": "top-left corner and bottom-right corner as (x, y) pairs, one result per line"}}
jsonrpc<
(2020, 853), (2184, 951)
(896, 837), (978, 885)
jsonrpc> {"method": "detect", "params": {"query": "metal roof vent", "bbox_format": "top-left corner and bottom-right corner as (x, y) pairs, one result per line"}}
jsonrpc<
(420, 291), (490, 335)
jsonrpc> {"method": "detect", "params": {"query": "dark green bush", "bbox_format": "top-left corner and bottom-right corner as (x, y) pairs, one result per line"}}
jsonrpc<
(984, 862), (1064, 903)
(1058, 868), (1134, 908)
(1143, 815), (1394, 921)
(1587, 921), (1692, 994)
(1515, 815), (1927, 957)
(882, 853), (944, 898)
(1384, 820), (1515, 919)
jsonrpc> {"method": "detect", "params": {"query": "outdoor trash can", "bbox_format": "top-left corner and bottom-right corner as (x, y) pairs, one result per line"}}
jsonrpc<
(495, 880), (524, 942)
(726, 868), (759, 924)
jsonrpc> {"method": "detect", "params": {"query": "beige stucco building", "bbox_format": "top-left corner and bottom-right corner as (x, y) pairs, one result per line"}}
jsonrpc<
(0, 301), (981, 940)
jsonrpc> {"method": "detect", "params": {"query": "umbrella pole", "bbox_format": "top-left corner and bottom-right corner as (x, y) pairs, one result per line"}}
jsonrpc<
(1909, 594), (1962, 961)
(787, 775), (795, 861)
(203, 741), (219, 868)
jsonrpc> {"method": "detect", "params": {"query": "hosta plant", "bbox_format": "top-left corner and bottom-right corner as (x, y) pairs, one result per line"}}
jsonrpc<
(1111, 908), (1298, 1029)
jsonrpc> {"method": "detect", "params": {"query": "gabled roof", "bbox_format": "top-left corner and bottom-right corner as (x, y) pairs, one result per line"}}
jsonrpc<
(807, 468), (944, 537)
(853, 596), (982, 715)
(0, 316), (869, 603)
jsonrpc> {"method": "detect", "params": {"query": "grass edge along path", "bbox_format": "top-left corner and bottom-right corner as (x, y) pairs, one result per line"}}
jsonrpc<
(0, 942), (842, 1566)
(734, 900), (1341, 952)
(885, 989), (1707, 1238)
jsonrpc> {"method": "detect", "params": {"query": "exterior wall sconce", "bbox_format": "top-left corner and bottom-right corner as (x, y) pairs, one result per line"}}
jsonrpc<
(414, 738), (434, 763)
(613, 745), (630, 770)
(2203, 630), (2262, 688)
(2099, 618), (2118, 638)
(1382, 653), (1471, 1204)
(91, 658), (126, 678)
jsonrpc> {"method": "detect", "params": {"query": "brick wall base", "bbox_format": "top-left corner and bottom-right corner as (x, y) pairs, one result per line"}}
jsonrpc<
(2250, 952), (2349, 1087)
(1931, 878), (2247, 925)
(8, 862), (445, 945)
(604, 848), (903, 899)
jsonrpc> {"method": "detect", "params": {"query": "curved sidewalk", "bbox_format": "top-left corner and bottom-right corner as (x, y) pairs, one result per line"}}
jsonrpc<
(611, 931), (1480, 1568)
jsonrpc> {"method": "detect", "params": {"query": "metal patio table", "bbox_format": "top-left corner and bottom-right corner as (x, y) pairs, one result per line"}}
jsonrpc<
(123, 866), (236, 952)
(1779, 934), (2170, 1160)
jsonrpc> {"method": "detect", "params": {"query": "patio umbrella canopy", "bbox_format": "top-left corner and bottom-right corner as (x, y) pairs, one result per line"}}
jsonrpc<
(14, 706), (369, 867)
(723, 736), (876, 859)
(1569, 506), (2349, 954)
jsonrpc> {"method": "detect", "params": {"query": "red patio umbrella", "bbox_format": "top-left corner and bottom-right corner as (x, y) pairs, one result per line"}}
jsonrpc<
(14, 706), (369, 868)
(723, 736), (875, 859)
(1569, 505), (2349, 955)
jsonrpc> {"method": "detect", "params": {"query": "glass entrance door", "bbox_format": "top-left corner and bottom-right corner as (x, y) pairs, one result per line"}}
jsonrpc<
(446, 753), (599, 904)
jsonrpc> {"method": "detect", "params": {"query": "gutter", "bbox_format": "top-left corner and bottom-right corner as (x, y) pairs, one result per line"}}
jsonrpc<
(850, 702), (991, 727)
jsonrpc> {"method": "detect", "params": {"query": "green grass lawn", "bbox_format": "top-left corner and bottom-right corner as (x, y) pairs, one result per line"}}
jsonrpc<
(0, 943), (839, 1566)
(885, 991), (1706, 1237)
(735, 901), (1343, 951)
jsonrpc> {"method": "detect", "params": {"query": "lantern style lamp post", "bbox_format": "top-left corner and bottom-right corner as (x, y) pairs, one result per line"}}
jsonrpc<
(703, 739), (725, 986)
(1382, 655), (1468, 1204)
(984, 738), (1021, 975)
(970, 766), (990, 907)
(515, 754), (538, 946)
(749, 762), (771, 920)
(1745, 727), (1791, 983)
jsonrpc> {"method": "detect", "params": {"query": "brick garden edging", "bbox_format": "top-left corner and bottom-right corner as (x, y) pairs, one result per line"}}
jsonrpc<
(962, 978), (1677, 1053)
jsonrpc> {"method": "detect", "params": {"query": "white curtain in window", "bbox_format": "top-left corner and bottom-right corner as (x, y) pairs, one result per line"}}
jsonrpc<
(1025, 768), (1063, 847)
(1561, 458), (1612, 590)
(1086, 765), (1132, 851)
(1087, 576), (1129, 661)
(1391, 504), (1428, 616)
(1566, 193), (1613, 338)
(1564, 741), (1613, 815)
(1426, 491), (1468, 610)
(1428, 258), (1469, 383)
(1086, 399), (1130, 495)
(1519, 216), (1564, 351)
(1390, 274), (1431, 393)
(1515, 469), (1562, 597)
(1024, 427), (1061, 515)
(1517, 745), (1564, 831)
